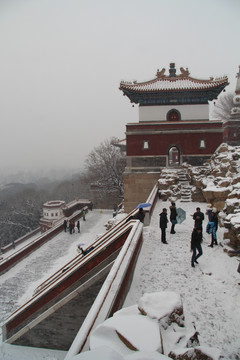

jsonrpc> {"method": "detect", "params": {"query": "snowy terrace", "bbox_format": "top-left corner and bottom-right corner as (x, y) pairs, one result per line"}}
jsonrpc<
(0, 199), (240, 359)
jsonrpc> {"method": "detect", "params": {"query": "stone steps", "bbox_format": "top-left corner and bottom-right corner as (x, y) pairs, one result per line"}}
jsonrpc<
(177, 170), (192, 202)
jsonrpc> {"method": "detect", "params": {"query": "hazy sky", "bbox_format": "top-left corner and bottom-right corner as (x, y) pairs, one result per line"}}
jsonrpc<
(0, 0), (240, 172)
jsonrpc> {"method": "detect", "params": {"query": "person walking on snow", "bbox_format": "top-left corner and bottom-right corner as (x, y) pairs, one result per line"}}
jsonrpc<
(191, 227), (203, 267)
(169, 202), (177, 234)
(159, 208), (168, 244)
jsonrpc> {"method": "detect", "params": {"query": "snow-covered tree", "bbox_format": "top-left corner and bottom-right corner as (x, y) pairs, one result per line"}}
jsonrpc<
(85, 137), (126, 200)
(210, 91), (234, 121)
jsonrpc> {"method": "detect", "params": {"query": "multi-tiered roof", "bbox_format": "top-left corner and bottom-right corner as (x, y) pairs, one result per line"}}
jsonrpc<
(119, 63), (229, 106)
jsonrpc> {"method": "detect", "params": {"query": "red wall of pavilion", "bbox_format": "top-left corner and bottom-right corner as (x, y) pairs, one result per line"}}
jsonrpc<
(126, 122), (223, 156)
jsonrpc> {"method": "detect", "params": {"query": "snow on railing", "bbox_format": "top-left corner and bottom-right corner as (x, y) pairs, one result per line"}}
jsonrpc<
(143, 183), (159, 225)
(5, 211), (138, 324)
(30, 210), (138, 297)
(64, 220), (143, 359)
(3, 220), (141, 346)
(0, 209), (85, 275)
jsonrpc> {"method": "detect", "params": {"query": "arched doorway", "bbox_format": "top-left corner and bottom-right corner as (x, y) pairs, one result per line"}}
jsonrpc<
(168, 146), (180, 166)
(167, 109), (181, 121)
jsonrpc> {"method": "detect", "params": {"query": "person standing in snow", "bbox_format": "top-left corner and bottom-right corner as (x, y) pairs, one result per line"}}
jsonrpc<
(69, 221), (73, 235)
(190, 227), (203, 267)
(206, 208), (218, 247)
(82, 209), (86, 221)
(169, 202), (177, 234)
(193, 207), (204, 231)
(63, 219), (67, 232)
(77, 220), (80, 233)
(159, 208), (168, 244)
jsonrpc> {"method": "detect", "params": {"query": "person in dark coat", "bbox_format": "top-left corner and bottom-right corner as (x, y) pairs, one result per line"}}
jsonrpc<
(193, 207), (204, 231)
(69, 221), (73, 235)
(63, 219), (67, 232)
(79, 246), (95, 256)
(191, 227), (203, 267)
(77, 220), (80, 233)
(169, 202), (177, 234)
(135, 208), (145, 223)
(159, 208), (168, 244)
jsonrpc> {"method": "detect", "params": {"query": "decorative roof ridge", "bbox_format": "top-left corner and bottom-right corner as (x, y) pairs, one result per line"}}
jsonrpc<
(120, 74), (229, 87)
(120, 65), (228, 87)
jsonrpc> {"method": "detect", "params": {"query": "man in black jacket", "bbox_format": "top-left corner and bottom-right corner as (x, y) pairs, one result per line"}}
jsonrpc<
(191, 227), (203, 267)
(159, 208), (168, 244)
(193, 207), (204, 231)
(169, 202), (177, 234)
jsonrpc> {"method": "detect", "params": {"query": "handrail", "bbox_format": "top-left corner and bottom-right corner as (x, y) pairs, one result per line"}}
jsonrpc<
(1, 227), (41, 254)
(64, 220), (143, 359)
(5, 219), (136, 324)
(0, 210), (83, 274)
(29, 209), (138, 297)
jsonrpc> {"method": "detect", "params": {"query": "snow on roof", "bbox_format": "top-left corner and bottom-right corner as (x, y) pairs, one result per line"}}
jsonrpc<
(120, 76), (228, 92)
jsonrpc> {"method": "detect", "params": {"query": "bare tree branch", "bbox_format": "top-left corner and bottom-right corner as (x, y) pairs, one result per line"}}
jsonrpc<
(85, 137), (126, 197)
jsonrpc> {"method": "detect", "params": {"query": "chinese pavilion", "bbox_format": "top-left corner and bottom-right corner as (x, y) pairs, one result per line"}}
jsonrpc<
(119, 63), (233, 211)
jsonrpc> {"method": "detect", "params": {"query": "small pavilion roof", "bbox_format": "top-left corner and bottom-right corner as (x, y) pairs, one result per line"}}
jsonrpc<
(119, 64), (229, 105)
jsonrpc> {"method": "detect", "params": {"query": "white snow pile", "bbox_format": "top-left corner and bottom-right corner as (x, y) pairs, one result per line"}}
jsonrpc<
(157, 169), (181, 201)
(74, 292), (221, 360)
(191, 143), (240, 210)
(190, 143), (240, 246)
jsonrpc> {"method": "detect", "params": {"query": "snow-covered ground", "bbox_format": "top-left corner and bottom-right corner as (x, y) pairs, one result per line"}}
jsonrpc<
(123, 200), (240, 359)
(0, 209), (114, 360)
(0, 201), (240, 359)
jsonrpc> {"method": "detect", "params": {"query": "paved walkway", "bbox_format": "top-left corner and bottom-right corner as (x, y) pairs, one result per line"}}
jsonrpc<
(124, 200), (240, 359)
(1, 203), (240, 359)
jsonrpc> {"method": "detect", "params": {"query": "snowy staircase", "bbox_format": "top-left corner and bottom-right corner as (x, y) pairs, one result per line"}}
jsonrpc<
(178, 170), (192, 202)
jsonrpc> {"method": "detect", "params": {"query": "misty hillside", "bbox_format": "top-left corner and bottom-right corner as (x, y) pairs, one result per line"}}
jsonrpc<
(0, 166), (123, 248)
(0, 172), (91, 248)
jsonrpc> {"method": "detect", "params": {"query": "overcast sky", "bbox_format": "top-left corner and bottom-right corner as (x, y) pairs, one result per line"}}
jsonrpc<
(0, 0), (240, 173)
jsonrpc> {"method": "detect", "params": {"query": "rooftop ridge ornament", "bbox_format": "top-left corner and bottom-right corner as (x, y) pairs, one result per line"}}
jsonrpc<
(179, 67), (190, 77)
(156, 64), (190, 79)
(119, 64), (229, 105)
(156, 68), (166, 78)
(169, 62), (176, 77)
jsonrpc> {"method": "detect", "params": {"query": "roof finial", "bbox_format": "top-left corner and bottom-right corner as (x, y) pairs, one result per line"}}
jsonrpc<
(169, 63), (176, 77)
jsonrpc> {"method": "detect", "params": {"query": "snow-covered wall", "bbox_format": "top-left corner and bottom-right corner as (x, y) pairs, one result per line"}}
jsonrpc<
(139, 104), (209, 122)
